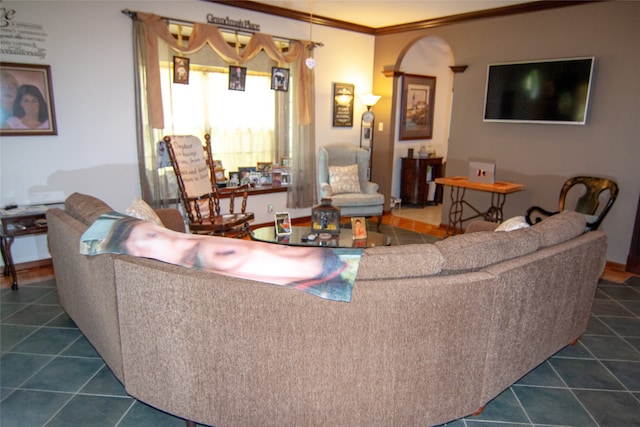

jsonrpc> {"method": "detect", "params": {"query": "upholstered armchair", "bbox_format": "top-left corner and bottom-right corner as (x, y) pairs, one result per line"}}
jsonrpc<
(318, 144), (385, 231)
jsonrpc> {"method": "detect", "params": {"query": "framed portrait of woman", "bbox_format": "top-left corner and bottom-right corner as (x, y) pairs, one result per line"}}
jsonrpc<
(0, 62), (58, 136)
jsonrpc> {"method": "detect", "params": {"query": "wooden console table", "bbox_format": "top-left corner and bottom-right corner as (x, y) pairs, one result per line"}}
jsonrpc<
(1, 204), (61, 290)
(435, 176), (525, 236)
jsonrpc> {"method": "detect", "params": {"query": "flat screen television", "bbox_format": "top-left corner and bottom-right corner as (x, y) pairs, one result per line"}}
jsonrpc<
(483, 57), (594, 125)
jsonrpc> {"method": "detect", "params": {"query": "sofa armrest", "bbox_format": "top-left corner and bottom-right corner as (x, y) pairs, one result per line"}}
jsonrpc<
(155, 208), (185, 233)
(362, 181), (379, 194)
(466, 220), (498, 233)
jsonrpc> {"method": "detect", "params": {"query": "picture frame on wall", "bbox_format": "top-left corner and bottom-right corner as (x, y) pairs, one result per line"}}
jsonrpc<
(228, 66), (247, 91)
(173, 56), (190, 84)
(271, 67), (289, 91)
(0, 62), (58, 136)
(332, 82), (354, 127)
(399, 74), (436, 140)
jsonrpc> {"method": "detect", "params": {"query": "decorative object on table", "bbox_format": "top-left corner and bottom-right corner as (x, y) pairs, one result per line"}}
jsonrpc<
(525, 176), (619, 232)
(228, 172), (239, 187)
(280, 157), (292, 167)
(257, 162), (273, 173)
(311, 198), (341, 235)
(467, 161), (496, 184)
(332, 82), (354, 127)
(228, 65), (246, 91)
(351, 217), (367, 240)
(407, 148), (414, 158)
(238, 166), (256, 183)
(173, 56), (189, 84)
(274, 212), (292, 235)
(281, 172), (291, 186)
(271, 67), (290, 91)
(271, 171), (282, 187)
(214, 168), (226, 182)
(0, 62), (58, 136)
(248, 171), (262, 187)
(399, 73), (436, 140)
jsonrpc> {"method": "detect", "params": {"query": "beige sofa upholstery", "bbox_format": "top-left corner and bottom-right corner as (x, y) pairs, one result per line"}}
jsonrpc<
(47, 193), (607, 427)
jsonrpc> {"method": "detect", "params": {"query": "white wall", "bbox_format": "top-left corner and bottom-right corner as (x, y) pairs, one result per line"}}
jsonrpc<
(0, 1), (374, 264)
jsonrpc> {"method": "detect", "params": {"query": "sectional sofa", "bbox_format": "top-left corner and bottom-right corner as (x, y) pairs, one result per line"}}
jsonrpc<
(46, 192), (607, 427)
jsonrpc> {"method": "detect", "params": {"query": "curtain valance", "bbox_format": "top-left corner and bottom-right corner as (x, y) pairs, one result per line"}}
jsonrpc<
(137, 12), (314, 128)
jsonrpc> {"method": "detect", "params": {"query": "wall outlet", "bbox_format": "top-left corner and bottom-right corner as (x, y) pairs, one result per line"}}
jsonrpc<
(267, 203), (273, 213)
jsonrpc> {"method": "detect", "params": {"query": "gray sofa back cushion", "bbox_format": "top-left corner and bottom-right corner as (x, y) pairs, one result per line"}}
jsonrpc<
(435, 229), (539, 273)
(358, 244), (443, 279)
(528, 210), (587, 248)
(65, 192), (113, 226)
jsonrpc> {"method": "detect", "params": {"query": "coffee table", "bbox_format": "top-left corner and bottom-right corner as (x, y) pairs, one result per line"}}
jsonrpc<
(251, 225), (391, 248)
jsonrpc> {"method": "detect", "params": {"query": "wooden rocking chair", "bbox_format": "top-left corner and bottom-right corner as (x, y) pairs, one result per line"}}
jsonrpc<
(163, 134), (254, 237)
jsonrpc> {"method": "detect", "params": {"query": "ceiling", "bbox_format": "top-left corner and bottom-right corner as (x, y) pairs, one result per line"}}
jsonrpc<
(244, 0), (533, 29)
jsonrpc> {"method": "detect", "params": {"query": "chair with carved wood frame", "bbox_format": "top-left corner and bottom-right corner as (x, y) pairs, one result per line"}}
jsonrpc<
(163, 134), (255, 237)
(525, 176), (619, 231)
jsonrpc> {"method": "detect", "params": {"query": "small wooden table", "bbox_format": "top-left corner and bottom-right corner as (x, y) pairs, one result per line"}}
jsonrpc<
(251, 225), (391, 248)
(1, 204), (62, 290)
(434, 176), (525, 236)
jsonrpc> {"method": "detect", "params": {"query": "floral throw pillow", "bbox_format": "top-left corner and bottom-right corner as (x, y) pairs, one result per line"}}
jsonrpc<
(329, 164), (361, 194)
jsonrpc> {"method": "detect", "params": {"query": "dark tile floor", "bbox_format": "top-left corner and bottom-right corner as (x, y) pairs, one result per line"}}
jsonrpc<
(2, 275), (639, 426)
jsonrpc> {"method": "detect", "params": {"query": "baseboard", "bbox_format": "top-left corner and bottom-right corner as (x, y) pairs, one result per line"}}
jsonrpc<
(10, 258), (53, 272)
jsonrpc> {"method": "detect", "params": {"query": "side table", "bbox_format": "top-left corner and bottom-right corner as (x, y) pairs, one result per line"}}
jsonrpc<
(1, 205), (61, 290)
(435, 176), (525, 236)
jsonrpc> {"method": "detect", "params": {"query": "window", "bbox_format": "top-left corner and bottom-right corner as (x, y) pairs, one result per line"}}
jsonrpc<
(159, 63), (283, 174)
(131, 14), (317, 209)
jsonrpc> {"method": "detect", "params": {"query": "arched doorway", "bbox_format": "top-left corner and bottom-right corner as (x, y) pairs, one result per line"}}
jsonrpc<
(391, 36), (455, 225)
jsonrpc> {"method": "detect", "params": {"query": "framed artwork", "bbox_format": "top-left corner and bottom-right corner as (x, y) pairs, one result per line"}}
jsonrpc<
(257, 162), (273, 173)
(272, 171), (282, 187)
(173, 56), (189, 84)
(271, 67), (289, 91)
(332, 82), (354, 127)
(281, 172), (292, 186)
(260, 172), (273, 185)
(351, 217), (367, 240)
(228, 66), (247, 91)
(248, 171), (262, 187)
(275, 212), (292, 235)
(0, 62), (57, 136)
(213, 159), (223, 169)
(399, 74), (436, 140)
(280, 157), (291, 167)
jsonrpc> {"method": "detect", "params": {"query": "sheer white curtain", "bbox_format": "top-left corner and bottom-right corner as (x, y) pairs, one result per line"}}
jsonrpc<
(160, 67), (276, 173)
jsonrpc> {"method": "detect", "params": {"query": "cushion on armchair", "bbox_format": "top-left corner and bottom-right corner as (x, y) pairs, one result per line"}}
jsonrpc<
(329, 164), (361, 194)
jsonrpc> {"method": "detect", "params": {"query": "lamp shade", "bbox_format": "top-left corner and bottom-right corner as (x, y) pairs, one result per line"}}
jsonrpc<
(359, 93), (381, 108)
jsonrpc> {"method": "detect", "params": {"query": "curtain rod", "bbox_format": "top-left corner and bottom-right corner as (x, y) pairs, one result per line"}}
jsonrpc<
(121, 9), (323, 48)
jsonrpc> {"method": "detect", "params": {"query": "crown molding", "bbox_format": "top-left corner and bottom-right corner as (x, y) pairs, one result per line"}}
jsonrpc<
(204, 1), (599, 36)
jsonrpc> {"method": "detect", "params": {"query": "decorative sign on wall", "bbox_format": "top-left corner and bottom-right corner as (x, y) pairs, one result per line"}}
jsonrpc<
(206, 14), (261, 32)
(0, 7), (48, 59)
(332, 82), (354, 127)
